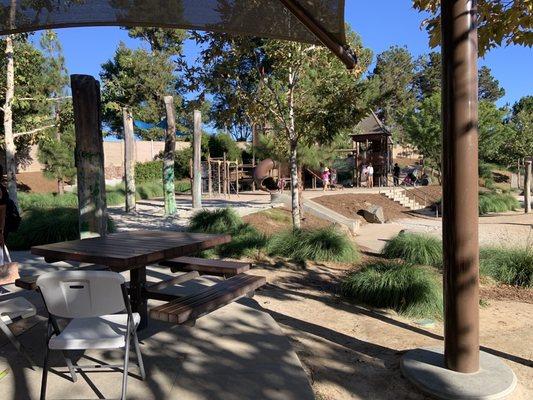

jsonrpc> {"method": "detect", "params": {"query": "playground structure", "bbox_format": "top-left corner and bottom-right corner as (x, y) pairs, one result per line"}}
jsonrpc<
(192, 154), (257, 197)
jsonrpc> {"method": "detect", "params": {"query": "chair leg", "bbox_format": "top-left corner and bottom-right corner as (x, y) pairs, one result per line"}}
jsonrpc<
(0, 319), (35, 369)
(132, 330), (145, 380)
(40, 347), (50, 400)
(121, 332), (131, 400)
(62, 351), (78, 382)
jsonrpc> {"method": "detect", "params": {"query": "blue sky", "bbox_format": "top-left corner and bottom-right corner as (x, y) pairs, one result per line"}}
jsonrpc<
(33, 1), (531, 107)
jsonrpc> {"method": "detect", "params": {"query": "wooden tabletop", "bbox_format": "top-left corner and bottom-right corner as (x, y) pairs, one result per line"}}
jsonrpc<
(31, 230), (231, 272)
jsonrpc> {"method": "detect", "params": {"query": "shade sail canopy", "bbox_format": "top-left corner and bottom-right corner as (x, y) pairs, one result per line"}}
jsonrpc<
(0, 0), (346, 45)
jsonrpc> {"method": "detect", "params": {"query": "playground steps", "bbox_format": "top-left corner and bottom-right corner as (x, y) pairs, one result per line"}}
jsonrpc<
(381, 188), (426, 211)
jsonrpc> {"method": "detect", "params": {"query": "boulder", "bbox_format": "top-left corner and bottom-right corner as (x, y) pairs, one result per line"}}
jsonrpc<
(362, 204), (385, 224)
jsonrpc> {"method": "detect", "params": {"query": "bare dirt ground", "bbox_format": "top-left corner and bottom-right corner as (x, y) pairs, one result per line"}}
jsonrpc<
(249, 261), (533, 400)
(243, 207), (333, 235)
(312, 193), (411, 223)
(404, 185), (442, 204)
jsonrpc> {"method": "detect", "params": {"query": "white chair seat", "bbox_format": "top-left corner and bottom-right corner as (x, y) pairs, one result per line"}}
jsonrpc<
(0, 297), (37, 324)
(49, 313), (140, 350)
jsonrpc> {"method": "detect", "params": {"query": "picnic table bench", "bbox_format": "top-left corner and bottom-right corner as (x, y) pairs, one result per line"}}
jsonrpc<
(160, 256), (251, 277)
(15, 231), (266, 329)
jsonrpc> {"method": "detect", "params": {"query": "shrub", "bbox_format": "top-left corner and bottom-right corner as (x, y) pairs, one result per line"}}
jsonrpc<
(189, 208), (242, 234)
(382, 232), (442, 267)
(478, 192), (519, 215)
(136, 181), (164, 200)
(480, 247), (533, 287)
(105, 186), (126, 206)
(135, 160), (163, 183)
(188, 208), (266, 258)
(175, 180), (191, 193)
(341, 261), (443, 319)
(7, 208), (116, 250)
(267, 227), (360, 263)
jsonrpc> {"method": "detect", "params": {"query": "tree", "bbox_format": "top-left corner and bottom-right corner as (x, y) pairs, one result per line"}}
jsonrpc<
(502, 96), (533, 164)
(413, 52), (442, 100)
(370, 46), (417, 136)
(478, 66), (505, 102)
(1, 35), (55, 205)
(478, 100), (514, 162)
(413, 0), (533, 55)
(403, 92), (443, 179)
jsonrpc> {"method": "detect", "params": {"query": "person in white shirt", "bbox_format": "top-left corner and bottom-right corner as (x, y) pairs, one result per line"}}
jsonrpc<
(367, 163), (374, 188)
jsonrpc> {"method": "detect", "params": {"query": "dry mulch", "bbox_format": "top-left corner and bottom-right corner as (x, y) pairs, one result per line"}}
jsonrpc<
(404, 185), (442, 205)
(312, 193), (411, 223)
(243, 207), (333, 236)
(481, 284), (533, 304)
(17, 171), (58, 193)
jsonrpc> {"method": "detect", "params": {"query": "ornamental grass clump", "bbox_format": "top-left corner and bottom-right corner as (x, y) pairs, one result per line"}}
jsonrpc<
(480, 247), (533, 287)
(382, 232), (442, 267)
(189, 208), (243, 234)
(478, 192), (519, 215)
(341, 261), (443, 319)
(267, 227), (360, 263)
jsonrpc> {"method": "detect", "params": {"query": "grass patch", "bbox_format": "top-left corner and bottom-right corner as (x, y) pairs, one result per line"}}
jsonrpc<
(480, 247), (533, 287)
(382, 232), (442, 267)
(341, 261), (443, 319)
(478, 192), (519, 215)
(261, 208), (291, 223)
(189, 208), (267, 258)
(18, 192), (78, 209)
(267, 227), (360, 263)
(7, 208), (116, 250)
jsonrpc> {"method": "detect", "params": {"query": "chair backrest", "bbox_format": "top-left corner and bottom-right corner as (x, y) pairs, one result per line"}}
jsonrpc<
(37, 270), (126, 318)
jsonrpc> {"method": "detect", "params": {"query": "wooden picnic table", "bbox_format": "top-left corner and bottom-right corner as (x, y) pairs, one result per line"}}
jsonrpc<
(28, 230), (231, 329)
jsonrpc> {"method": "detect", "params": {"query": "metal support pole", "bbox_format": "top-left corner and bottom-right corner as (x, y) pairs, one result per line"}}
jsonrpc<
(192, 110), (202, 209)
(441, 0), (479, 373)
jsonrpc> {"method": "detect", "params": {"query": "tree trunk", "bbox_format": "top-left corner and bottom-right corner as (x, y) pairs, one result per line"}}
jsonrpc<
(192, 110), (202, 208)
(163, 96), (177, 215)
(289, 141), (301, 229)
(123, 107), (136, 212)
(525, 160), (531, 214)
(71, 75), (107, 238)
(3, 35), (17, 206)
(298, 166), (304, 219)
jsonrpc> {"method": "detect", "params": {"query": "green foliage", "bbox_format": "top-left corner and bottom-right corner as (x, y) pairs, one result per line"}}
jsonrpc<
(18, 192), (78, 209)
(135, 160), (163, 183)
(135, 181), (164, 200)
(382, 232), (442, 267)
(501, 96), (533, 164)
(267, 227), (360, 263)
(412, 0), (532, 55)
(480, 247), (533, 287)
(208, 133), (243, 161)
(478, 192), (520, 215)
(189, 208), (242, 234)
(7, 207), (116, 250)
(341, 261), (443, 319)
(188, 208), (266, 258)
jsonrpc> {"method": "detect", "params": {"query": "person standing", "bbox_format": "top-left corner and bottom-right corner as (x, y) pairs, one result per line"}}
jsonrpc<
(367, 163), (374, 188)
(393, 163), (401, 186)
(322, 167), (330, 191)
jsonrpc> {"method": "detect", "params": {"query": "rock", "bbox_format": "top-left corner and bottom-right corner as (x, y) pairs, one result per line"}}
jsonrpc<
(362, 204), (385, 224)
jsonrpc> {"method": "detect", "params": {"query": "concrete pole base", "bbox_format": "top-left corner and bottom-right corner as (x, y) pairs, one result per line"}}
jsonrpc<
(401, 347), (517, 400)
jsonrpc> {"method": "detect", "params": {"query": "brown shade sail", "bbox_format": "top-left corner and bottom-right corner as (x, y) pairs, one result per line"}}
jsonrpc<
(0, 0), (346, 45)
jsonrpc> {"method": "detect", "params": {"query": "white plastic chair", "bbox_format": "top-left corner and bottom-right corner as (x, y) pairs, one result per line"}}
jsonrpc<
(37, 270), (145, 400)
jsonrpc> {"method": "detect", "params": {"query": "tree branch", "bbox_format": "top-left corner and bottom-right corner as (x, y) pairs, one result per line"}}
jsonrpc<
(13, 124), (55, 138)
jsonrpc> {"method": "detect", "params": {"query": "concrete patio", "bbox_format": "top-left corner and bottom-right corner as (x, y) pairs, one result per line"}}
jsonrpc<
(0, 255), (314, 400)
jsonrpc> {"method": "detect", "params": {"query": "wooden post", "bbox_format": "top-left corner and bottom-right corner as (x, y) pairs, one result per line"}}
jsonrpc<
(71, 75), (107, 238)
(525, 160), (531, 214)
(441, 0), (479, 373)
(163, 96), (177, 215)
(236, 160), (240, 196)
(217, 161), (222, 196)
(207, 157), (213, 198)
(192, 110), (202, 209)
(123, 107), (136, 212)
(223, 152), (227, 197)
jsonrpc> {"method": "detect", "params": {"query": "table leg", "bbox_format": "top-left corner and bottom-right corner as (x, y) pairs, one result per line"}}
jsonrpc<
(130, 267), (148, 330)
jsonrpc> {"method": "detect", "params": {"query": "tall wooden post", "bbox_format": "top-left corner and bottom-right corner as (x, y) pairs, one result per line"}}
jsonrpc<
(123, 107), (136, 212)
(223, 152), (227, 197)
(525, 160), (531, 214)
(207, 157), (213, 198)
(192, 110), (202, 209)
(217, 161), (222, 196)
(71, 75), (107, 238)
(163, 96), (177, 215)
(441, 0), (479, 373)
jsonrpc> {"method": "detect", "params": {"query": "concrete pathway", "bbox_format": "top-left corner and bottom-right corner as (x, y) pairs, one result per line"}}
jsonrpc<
(0, 254), (314, 400)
